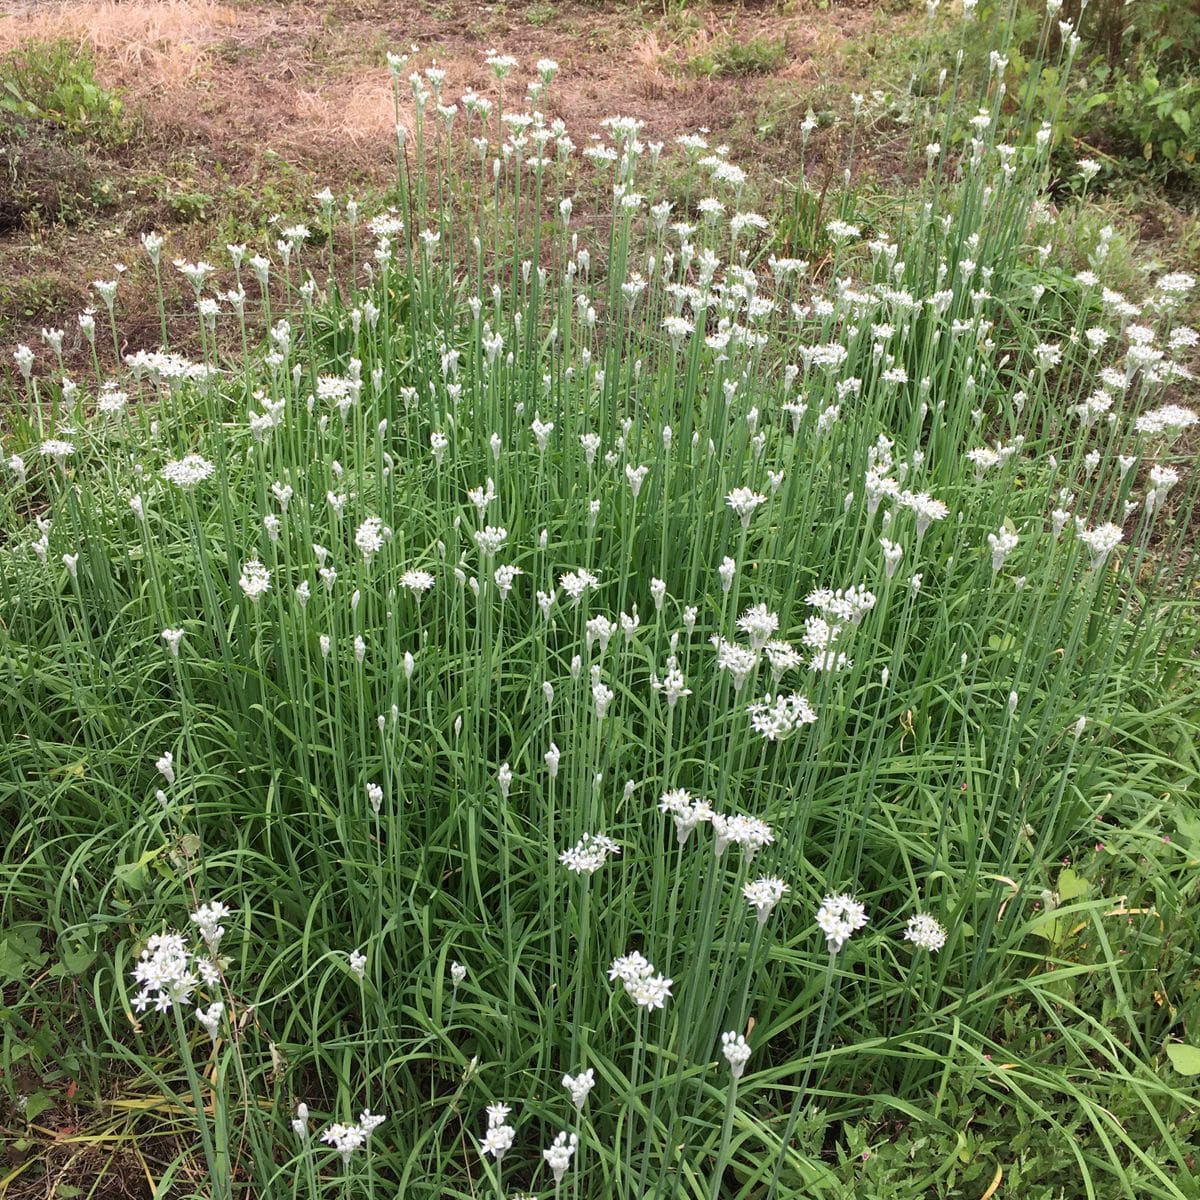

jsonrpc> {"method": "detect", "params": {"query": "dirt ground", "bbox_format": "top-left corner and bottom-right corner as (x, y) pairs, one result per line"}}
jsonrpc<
(0, 0), (904, 370)
(2, 0), (883, 164)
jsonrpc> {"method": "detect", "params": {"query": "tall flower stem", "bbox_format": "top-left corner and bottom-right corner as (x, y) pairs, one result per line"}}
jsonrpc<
(766, 951), (839, 1200)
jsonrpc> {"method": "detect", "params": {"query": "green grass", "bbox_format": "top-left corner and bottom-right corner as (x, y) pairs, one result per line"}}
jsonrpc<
(2, 17), (1200, 1200)
(686, 34), (788, 79)
(0, 39), (128, 240)
(0, 39), (126, 146)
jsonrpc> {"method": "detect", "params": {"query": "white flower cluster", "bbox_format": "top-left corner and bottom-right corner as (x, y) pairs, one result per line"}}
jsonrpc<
(712, 812), (773, 862)
(746, 692), (818, 741)
(479, 1103), (516, 1161)
(562, 1068), (595, 1110)
(130, 932), (201, 1013)
(903, 912), (948, 953)
(608, 950), (673, 1010)
(130, 901), (230, 1015)
(354, 516), (388, 566)
(743, 875), (789, 924)
(726, 486), (767, 528)
(161, 454), (215, 489)
(542, 1130), (578, 1183)
(190, 899), (231, 950)
(721, 1030), (752, 1078)
(815, 893), (869, 953)
(238, 559), (271, 602)
(321, 1110), (385, 1164)
(559, 832), (621, 875)
(659, 788), (714, 845)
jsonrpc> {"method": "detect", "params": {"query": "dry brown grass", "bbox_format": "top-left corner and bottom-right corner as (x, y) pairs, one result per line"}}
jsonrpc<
(0, 0), (241, 91)
(0, 0), (412, 163)
(291, 68), (399, 151)
(628, 32), (679, 103)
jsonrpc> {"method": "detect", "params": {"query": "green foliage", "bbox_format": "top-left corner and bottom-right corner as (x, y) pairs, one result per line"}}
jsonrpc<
(1020, 0), (1200, 183)
(1080, 64), (1200, 179)
(524, 2), (559, 27)
(166, 188), (218, 223)
(0, 39), (126, 146)
(2, 13), (1200, 1200)
(1078, 0), (1200, 73)
(875, 0), (1200, 185)
(0, 40), (127, 232)
(686, 34), (787, 79)
(0, 271), (74, 328)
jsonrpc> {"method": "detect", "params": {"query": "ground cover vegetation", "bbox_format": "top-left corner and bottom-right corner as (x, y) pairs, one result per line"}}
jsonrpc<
(887, 0), (1200, 188)
(2, 2), (1199, 1199)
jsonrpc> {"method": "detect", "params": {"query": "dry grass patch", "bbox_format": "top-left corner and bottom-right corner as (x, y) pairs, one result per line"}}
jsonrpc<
(0, 0), (241, 91)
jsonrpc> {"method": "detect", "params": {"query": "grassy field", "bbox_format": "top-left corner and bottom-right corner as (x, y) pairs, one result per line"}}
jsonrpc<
(2, 2), (1199, 1199)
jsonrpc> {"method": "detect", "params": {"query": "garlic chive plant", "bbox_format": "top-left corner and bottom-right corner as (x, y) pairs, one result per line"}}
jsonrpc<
(2, 5), (1199, 1198)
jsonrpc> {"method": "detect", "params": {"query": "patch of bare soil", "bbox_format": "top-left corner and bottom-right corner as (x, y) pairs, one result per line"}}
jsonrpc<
(0, 0), (891, 367)
(1, 0), (877, 166)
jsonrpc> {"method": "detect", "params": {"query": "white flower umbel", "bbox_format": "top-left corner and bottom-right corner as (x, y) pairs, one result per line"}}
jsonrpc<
(195, 1001), (224, 1042)
(609, 950), (673, 1009)
(712, 636), (759, 691)
(737, 603), (779, 650)
(160, 628), (186, 657)
(743, 875), (789, 924)
(562, 1068), (595, 1111)
(721, 1031), (752, 1078)
(987, 525), (1018, 572)
(322, 1109), (385, 1165)
(815, 893), (869, 953)
(13, 343), (35, 380)
(238, 560), (271, 603)
(659, 788), (713, 845)
(880, 537), (904, 579)
(559, 832), (621, 875)
(156, 750), (175, 785)
(479, 1105), (516, 1162)
(718, 556), (737, 593)
(1077, 522), (1123, 569)
(903, 912), (948, 953)
(763, 640), (802, 682)
(161, 455), (215, 488)
(130, 931), (199, 1013)
(726, 487), (767, 529)
(474, 525), (508, 557)
(747, 692), (817, 742)
(542, 1130), (578, 1185)
(190, 900), (231, 952)
(711, 812), (774, 863)
(291, 1102), (310, 1140)
(650, 654), (691, 707)
(627, 972), (673, 1010)
(355, 516), (386, 566)
(559, 567), (599, 606)
(902, 490), (948, 538)
(591, 668), (614, 719)
(399, 568), (436, 597)
(494, 563), (524, 599)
